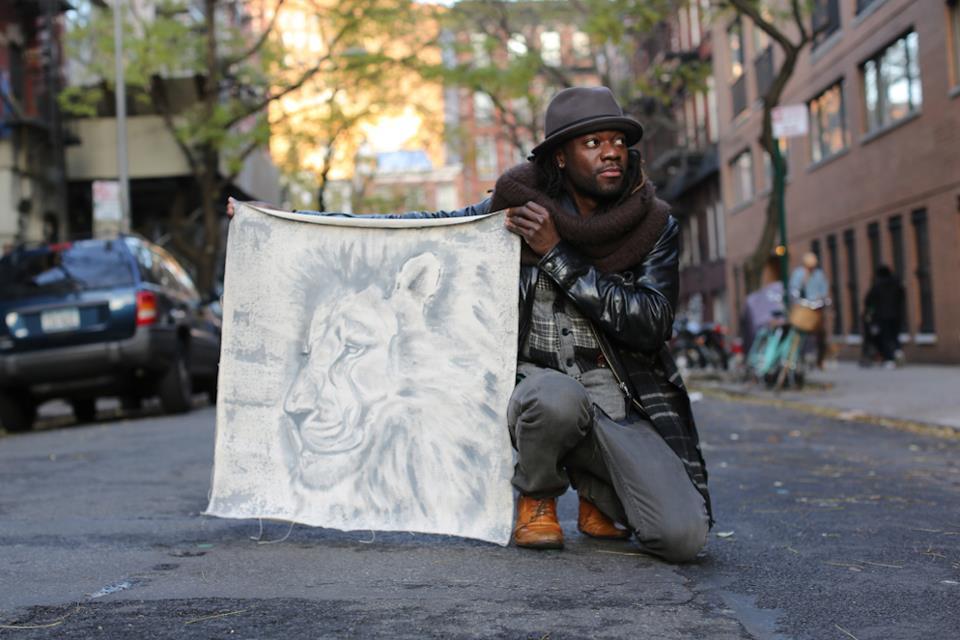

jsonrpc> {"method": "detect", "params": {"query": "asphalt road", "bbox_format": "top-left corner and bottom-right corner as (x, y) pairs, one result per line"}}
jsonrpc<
(0, 397), (957, 639)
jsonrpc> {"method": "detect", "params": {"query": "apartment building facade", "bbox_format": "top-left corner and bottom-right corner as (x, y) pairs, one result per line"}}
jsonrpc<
(445, 1), (608, 205)
(653, 0), (728, 327)
(713, 0), (960, 362)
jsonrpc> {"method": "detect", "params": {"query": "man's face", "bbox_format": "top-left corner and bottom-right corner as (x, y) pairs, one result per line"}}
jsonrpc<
(556, 130), (629, 202)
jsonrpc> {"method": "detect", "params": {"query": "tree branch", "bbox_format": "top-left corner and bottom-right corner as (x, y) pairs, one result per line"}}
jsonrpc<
(222, 0), (287, 71)
(723, 0), (798, 55)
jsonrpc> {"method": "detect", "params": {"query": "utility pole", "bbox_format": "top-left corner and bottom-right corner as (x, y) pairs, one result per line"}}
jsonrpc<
(773, 139), (789, 305)
(113, 0), (131, 232)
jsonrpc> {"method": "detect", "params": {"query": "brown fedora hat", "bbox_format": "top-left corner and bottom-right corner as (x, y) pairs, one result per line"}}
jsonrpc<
(531, 86), (643, 157)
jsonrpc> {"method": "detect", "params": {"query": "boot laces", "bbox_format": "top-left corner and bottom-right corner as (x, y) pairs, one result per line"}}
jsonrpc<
(533, 499), (553, 519)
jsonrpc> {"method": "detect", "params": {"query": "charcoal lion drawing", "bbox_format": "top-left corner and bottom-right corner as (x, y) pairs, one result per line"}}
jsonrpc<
(281, 247), (503, 527)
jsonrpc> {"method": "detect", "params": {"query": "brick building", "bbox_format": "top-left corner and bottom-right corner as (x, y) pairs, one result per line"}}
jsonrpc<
(713, 0), (960, 362)
(652, 0), (727, 327)
(445, 1), (607, 205)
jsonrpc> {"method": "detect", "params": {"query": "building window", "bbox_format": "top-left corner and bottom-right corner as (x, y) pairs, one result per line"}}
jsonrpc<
(867, 221), (882, 273)
(571, 31), (592, 65)
(856, 0), (879, 14)
(911, 209), (934, 333)
(843, 229), (860, 335)
(706, 77), (719, 143)
(507, 33), (528, 60)
(689, 1), (702, 48)
(752, 11), (774, 98)
(473, 92), (495, 126)
(728, 19), (747, 117)
(951, 3), (960, 88)
(540, 31), (562, 67)
(812, 0), (840, 46)
(863, 32), (922, 133)
(887, 214), (908, 332)
(811, 238), (822, 265)
(809, 82), (847, 163)
(826, 234), (843, 335)
(470, 33), (490, 66)
(729, 149), (754, 207)
(475, 136), (498, 179)
(754, 41), (774, 99)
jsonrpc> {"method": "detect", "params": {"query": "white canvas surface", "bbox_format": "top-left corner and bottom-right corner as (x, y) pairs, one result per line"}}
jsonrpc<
(206, 203), (519, 545)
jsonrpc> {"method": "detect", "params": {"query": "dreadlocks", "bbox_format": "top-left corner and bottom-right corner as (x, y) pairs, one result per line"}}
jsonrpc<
(532, 147), (646, 208)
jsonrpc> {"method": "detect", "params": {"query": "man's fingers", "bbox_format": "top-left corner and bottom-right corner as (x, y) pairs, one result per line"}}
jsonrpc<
(506, 212), (541, 232)
(524, 201), (550, 217)
(509, 206), (545, 225)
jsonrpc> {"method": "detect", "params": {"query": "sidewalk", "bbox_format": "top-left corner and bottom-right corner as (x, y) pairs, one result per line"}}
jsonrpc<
(688, 360), (960, 432)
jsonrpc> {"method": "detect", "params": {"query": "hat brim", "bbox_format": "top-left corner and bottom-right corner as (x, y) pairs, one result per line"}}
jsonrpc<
(531, 116), (643, 157)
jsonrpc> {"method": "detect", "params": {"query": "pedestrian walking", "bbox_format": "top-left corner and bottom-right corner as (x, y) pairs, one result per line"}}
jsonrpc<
(788, 252), (828, 368)
(863, 265), (905, 368)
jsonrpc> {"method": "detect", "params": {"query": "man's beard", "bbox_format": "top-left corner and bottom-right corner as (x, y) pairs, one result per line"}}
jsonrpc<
(566, 167), (627, 203)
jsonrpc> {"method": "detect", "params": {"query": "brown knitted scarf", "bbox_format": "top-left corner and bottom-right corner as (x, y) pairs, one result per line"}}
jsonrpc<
(489, 162), (670, 273)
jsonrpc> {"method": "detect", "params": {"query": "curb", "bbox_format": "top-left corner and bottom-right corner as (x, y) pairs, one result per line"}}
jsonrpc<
(692, 384), (960, 440)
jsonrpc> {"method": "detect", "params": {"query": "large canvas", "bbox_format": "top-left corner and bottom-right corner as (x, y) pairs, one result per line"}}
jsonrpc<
(206, 203), (519, 545)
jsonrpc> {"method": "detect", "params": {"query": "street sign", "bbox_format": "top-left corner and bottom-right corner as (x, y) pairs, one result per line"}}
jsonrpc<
(772, 104), (808, 139)
(92, 180), (122, 222)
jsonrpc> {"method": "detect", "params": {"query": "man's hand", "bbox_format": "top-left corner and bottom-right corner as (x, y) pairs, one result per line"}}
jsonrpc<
(226, 197), (237, 219)
(504, 201), (560, 256)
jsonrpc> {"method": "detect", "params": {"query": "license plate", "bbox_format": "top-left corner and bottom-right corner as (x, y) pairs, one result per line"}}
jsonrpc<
(40, 308), (81, 333)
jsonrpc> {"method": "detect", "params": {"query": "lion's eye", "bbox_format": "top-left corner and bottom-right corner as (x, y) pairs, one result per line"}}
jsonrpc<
(343, 342), (365, 356)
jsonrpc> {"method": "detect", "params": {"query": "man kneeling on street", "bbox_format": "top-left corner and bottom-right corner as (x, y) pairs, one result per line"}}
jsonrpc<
(229, 86), (712, 562)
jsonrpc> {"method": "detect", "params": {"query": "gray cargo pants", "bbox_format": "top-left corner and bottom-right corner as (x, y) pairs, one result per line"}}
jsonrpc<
(507, 365), (709, 562)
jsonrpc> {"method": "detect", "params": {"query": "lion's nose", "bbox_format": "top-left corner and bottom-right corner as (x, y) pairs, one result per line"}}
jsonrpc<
(283, 370), (318, 420)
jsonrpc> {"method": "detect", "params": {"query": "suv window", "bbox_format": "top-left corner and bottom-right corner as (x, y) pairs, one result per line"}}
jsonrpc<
(123, 238), (160, 285)
(0, 240), (135, 299)
(151, 246), (200, 301)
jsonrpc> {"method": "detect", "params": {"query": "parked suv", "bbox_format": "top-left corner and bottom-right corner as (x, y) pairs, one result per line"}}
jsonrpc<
(0, 236), (221, 432)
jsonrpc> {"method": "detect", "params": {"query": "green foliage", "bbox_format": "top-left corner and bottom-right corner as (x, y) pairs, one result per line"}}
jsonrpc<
(433, 0), (705, 150)
(61, 0), (432, 290)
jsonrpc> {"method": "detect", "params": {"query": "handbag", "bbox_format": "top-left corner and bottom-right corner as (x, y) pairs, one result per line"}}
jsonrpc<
(789, 303), (822, 332)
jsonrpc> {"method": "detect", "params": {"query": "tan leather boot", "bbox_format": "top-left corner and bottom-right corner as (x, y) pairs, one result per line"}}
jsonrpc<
(578, 497), (631, 540)
(513, 495), (563, 550)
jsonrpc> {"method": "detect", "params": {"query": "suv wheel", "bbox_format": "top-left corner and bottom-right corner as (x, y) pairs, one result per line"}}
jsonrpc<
(159, 348), (192, 414)
(71, 398), (97, 423)
(0, 394), (36, 433)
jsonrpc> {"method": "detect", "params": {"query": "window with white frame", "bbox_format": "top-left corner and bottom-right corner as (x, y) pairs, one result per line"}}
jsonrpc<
(809, 82), (847, 163)
(540, 31), (562, 66)
(475, 136), (498, 179)
(862, 32), (922, 132)
(571, 31), (592, 63)
(729, 149), (754, 207)
(470, 33), (490, 66)
(689, 1), (702, 48)
(473, 92), (495, 126)
(507, 33), (528, 60)
(728, 19), (744, 79)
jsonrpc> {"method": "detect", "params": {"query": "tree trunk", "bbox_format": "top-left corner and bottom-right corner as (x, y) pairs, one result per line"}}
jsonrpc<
(742, 45), (801, 293)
